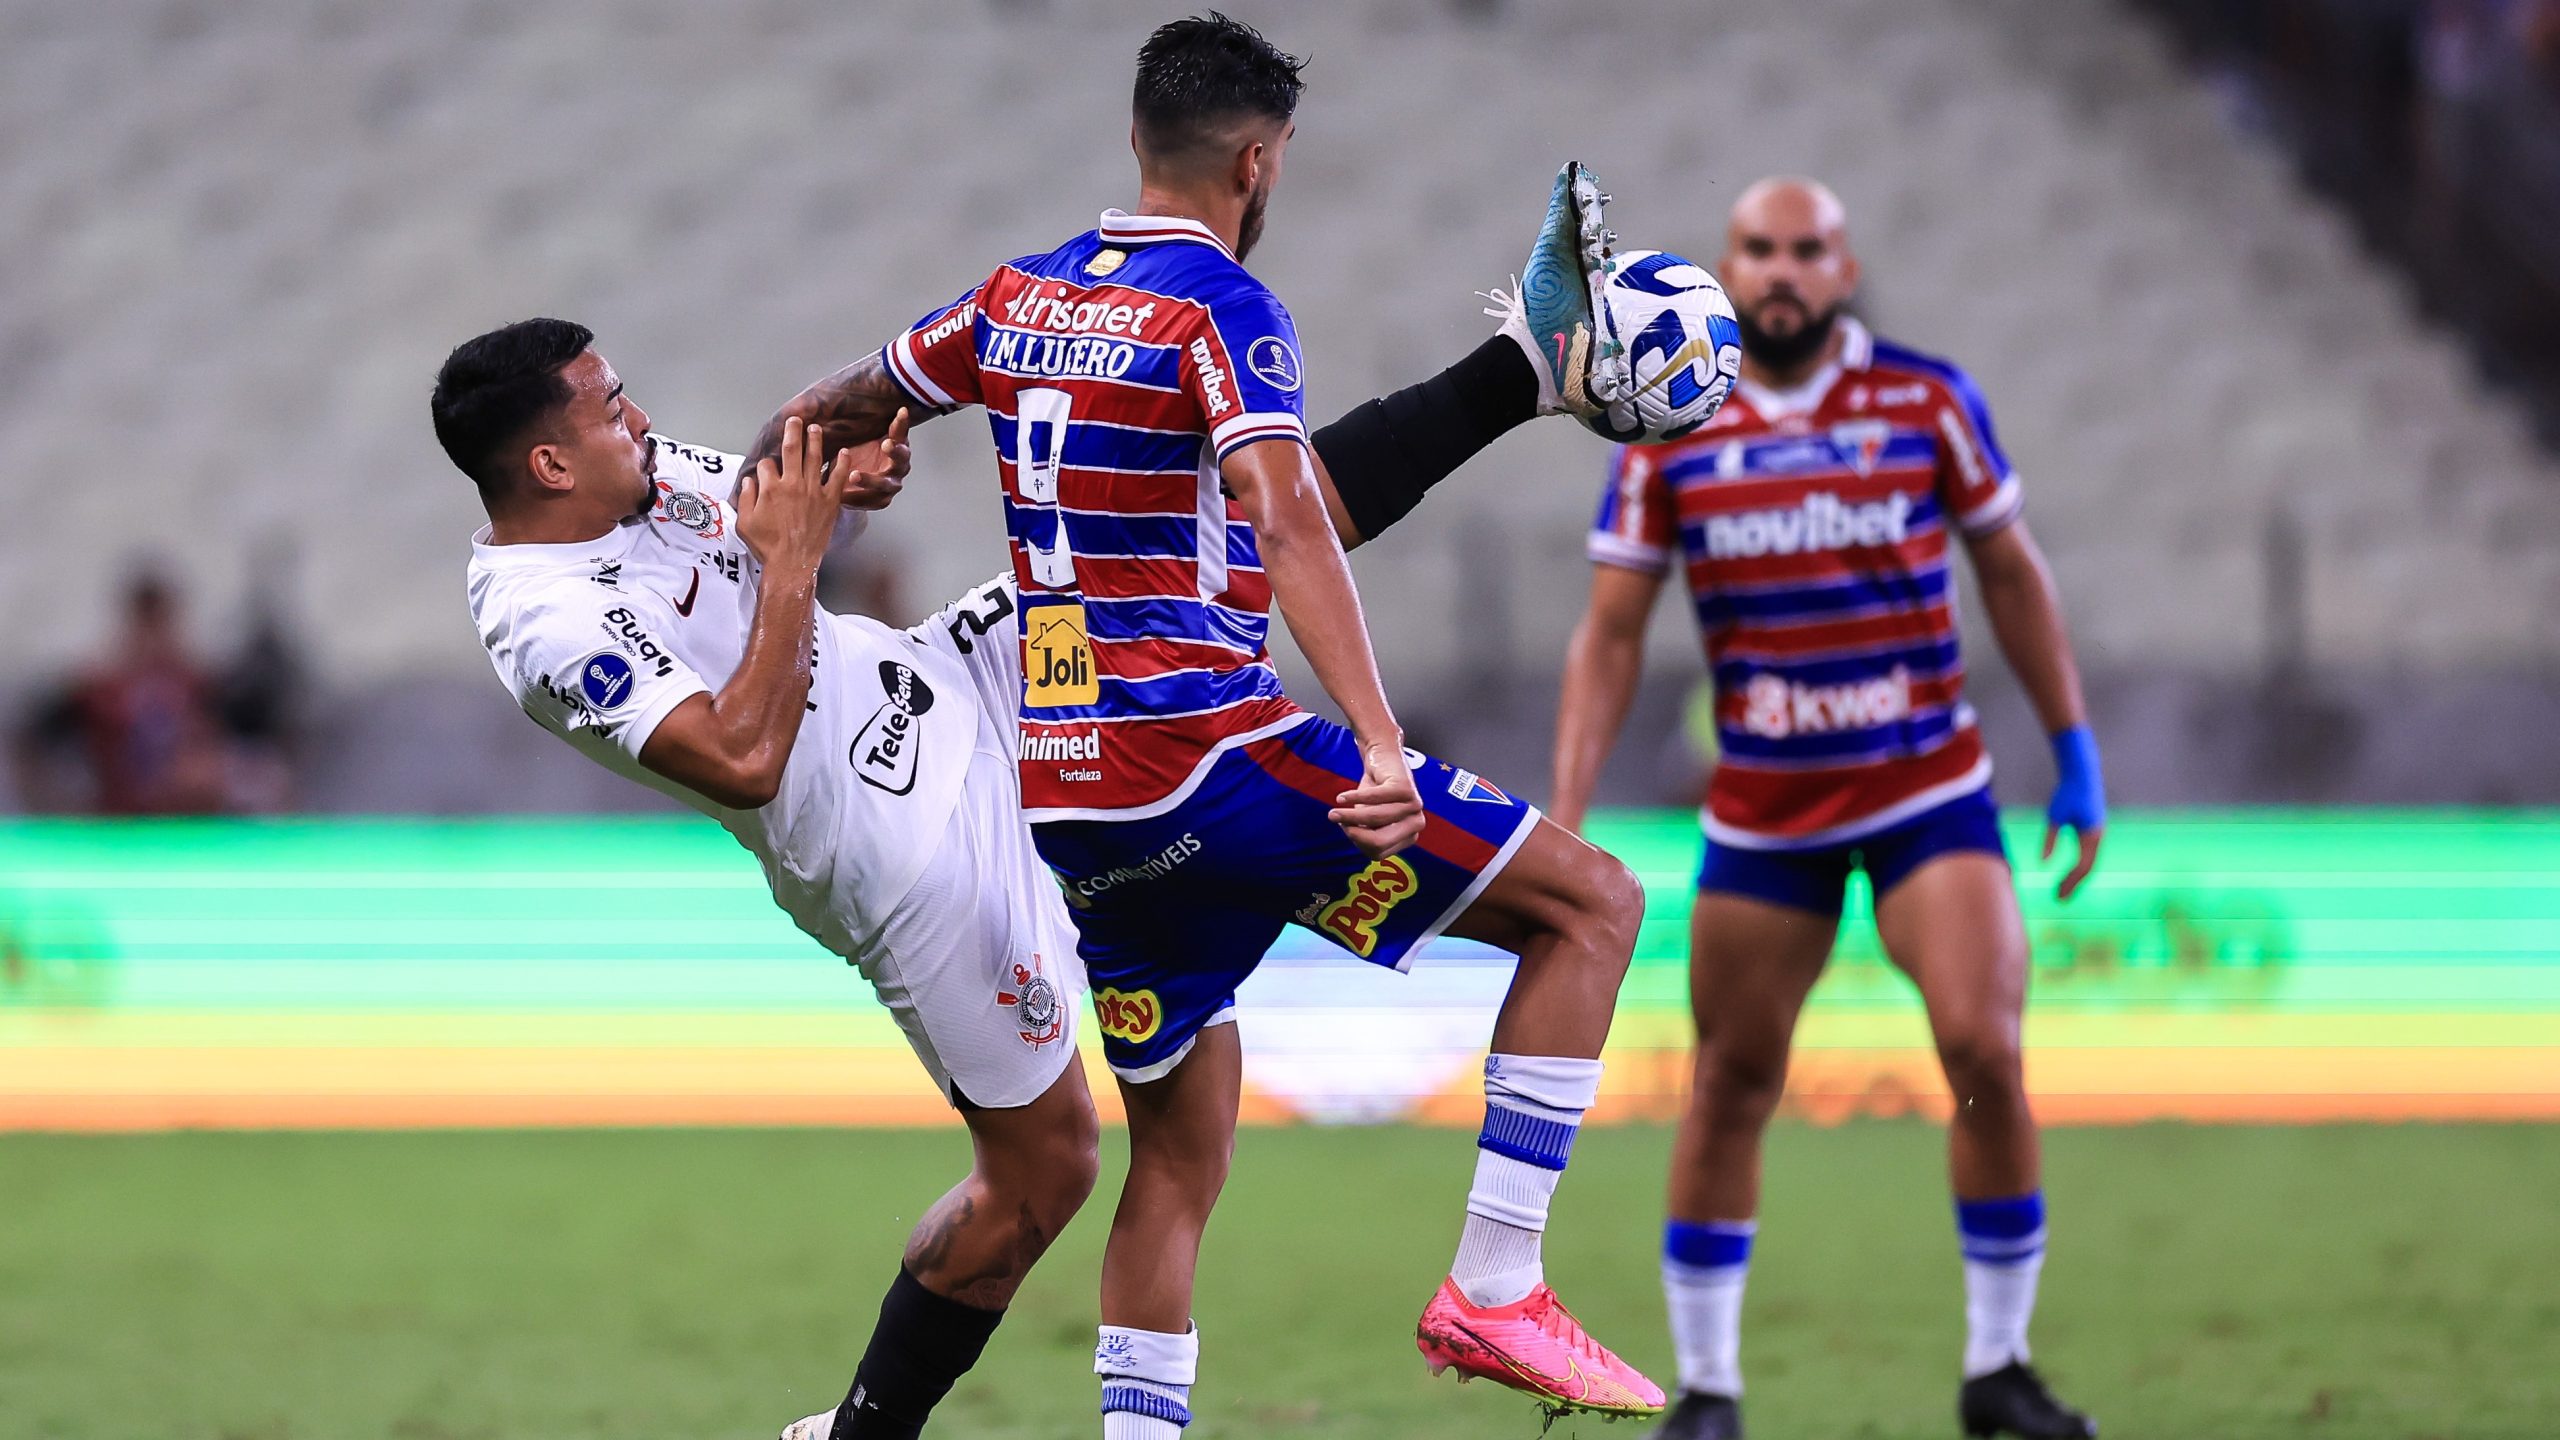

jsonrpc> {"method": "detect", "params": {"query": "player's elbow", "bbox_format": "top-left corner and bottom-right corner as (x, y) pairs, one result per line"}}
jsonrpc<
(726, 776), (783, 811)
(1251, 509), (1322, 560)
(701, 754), (785, 811)
(695, 776), (776, 812)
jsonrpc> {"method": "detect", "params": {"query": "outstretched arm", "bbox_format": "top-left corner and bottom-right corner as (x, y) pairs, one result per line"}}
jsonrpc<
(1966, 518), (2104, 899)
(745, 352), (923, 507)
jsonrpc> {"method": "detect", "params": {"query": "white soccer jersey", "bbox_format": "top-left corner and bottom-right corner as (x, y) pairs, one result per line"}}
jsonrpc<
(466, 434), (984, 958)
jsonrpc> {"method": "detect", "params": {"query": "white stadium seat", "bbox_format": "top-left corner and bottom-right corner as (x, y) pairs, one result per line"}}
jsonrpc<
(3, 0), (2553, 772)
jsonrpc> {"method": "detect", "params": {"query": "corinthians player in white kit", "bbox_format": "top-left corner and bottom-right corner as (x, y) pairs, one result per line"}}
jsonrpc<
(434, 318), (1098, 1440)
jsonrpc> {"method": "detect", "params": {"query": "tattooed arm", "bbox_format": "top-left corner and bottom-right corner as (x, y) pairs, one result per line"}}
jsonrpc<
(745, 351), (923, 512)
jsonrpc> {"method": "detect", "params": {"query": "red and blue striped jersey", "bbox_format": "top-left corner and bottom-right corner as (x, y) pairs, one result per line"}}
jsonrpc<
(882, 211), (1313, 820)
(1589, 318), (2023, 848)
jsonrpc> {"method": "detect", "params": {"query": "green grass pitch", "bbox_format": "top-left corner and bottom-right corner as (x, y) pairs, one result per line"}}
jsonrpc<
(5, 1122), (2555, 1439)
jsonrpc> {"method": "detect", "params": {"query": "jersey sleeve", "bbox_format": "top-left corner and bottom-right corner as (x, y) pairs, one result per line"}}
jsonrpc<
(646, 434), (747, 505)
(1931, 370), (2022, 537)
(1190, 288), (1308, 461)
(880, 281), (987, 415)
(489, 582), (710, 765)
(1588, 444), (1676, 574)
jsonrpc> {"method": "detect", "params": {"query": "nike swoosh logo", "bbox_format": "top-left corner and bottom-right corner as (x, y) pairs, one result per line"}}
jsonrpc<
(1447, 1318), (1589, 1398)
(671, 568), (700, 617)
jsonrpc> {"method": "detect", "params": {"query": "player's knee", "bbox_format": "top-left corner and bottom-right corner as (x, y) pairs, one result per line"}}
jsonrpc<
(1128, 1106), (1237, 1190)
(1556, 847), (1644, 974)
(1696, 1041), (1789, 1125)
(976, 1081), (1102, 1225)
(1935, 1024), (2024, 1104)
(1050, 1094), (1104, 1207)
(999, 1119), (1099, 1224)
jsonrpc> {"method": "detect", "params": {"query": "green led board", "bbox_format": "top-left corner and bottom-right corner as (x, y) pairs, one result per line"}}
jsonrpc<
(3, 812), (2555, 1129)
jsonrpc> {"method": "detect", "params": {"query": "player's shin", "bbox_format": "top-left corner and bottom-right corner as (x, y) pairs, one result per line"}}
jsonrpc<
(826, 1266), (1005, 1440)
(1449, 1053), (1604, 1306)
(1095, 1323), (1198, 1440)
(1956, 1192), (2047, 1378)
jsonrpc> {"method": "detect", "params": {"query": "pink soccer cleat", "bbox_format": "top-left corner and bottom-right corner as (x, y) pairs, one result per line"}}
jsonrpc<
(1416, 1276), (1666, 1419)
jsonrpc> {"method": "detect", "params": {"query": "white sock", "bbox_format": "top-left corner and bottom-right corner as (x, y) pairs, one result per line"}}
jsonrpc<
(1963, 1253), (2044, 1378)
(1450, 1053), (1603, 1307)
(1663, 1219), (1754, 1396)
(1493, 293), (1568, 415)
(1096, 1323), (1197, 1438)
(1452, 1147), (1548, 1305)
(1956, 1193), (2046, 1378)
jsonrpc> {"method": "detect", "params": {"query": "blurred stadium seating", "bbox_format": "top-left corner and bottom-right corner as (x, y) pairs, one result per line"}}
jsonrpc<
(4, 0), (2557, 810)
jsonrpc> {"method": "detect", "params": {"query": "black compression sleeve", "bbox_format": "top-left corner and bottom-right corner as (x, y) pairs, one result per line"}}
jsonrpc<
(1314, 334), (1541, 544)
(830, 1266), (1003, 1440)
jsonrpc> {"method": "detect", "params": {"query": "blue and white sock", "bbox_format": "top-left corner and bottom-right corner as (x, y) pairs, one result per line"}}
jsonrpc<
(1096, 1323), (1197, 1439)
(1956, 1192), (2046, 1378)
(1663, 1219), (1754, 1397)
(1450, 1052), (1604, 1307)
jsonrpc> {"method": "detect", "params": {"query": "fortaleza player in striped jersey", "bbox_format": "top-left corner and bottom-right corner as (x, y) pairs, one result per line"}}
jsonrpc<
(1554, 177), (2104, 1440)
(437, 188), (1615, 1439)
(753, 16), (1666, 1435)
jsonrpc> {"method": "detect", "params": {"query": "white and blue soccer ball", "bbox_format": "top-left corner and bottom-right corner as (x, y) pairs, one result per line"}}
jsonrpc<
(1587, 249), (1743, 444)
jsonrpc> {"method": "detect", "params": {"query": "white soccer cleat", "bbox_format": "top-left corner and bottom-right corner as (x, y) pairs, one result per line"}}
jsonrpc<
(778, 1410), (836, 1440)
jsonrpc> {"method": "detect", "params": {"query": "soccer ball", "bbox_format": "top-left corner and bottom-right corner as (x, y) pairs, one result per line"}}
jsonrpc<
(1586, 249), (1743, 444)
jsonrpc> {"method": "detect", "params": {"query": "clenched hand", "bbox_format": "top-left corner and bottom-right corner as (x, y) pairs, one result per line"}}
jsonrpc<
(1330, 736), (1426, 860)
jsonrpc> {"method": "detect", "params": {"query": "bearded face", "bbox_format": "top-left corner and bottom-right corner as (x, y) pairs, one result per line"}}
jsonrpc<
(1735, 295), (1841, 373)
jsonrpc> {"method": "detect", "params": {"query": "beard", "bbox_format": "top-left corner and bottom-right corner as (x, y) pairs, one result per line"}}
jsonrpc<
(1737, 299), (1841, 372)
(1236, 185), (1270, 261)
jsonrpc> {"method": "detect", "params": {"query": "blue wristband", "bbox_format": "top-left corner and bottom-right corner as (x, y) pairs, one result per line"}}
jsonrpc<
(2047, 724), (2105, 832)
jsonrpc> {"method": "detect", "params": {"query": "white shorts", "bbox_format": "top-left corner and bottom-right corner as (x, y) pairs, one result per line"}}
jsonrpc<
(851, 576), (1082, 1109)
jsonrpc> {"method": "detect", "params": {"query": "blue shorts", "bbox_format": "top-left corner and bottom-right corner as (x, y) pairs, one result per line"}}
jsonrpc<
(1697, 786), (2007, 917)
(1034, 715), (1540, 1081)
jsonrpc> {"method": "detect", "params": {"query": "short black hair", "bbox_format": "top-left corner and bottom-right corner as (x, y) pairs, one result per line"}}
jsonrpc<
(430, 318), (593, 493)
(1132, 12), (1305, 164)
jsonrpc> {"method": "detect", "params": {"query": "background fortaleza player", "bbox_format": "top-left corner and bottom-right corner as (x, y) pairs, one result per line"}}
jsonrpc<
(1551, 177), (2106, 1440)
(751, 16), (1665, 1432)
(434, 321), (1106, 1440)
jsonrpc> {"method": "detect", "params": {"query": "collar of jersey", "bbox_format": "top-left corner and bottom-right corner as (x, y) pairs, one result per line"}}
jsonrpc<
(1734, 315), (1875, 418)
(468, 516), (645, 568)
(1097, 209), (1233, 259)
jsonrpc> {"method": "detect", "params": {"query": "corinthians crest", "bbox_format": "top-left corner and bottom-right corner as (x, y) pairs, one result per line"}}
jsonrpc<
(997, 959), (1063, 1048)
(653, 484), (726, 540)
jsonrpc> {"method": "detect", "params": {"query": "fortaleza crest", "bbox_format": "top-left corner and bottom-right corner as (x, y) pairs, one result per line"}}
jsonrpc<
(1831, 418), (1892, 478)
(1093, 987), (1161, 1044)
(996, 959), (1062, 1048)
(652, 484), (726, 540)
(1315, 855), (1419, 958)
